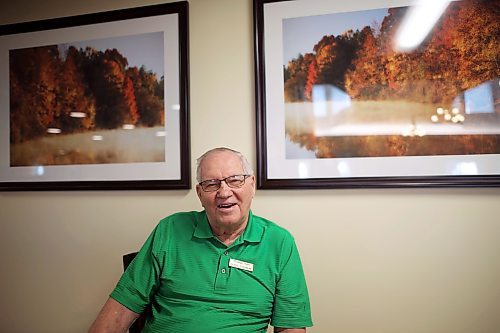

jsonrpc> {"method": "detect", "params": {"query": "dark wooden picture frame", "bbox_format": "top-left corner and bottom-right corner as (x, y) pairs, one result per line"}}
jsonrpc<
(0, 2), (190, 190)
(253, 0), (500, 189)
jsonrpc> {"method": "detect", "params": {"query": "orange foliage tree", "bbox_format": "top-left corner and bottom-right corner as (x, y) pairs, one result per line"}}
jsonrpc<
(283, 0), (499, 105)
(10, 43), (164, 143)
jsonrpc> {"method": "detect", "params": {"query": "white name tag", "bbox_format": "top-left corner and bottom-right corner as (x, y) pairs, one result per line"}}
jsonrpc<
(229, 258), (254, 272)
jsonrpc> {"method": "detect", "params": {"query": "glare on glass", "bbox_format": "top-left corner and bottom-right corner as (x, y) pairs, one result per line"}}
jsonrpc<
(199, 175), (250, 192)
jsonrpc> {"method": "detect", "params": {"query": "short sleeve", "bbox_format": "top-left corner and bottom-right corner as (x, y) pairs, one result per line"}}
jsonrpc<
(270, 237), (313, 328)
(110, 228), (163, 314)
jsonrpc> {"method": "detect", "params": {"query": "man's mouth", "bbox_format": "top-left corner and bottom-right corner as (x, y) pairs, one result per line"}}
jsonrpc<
(217, 203), (236, 209)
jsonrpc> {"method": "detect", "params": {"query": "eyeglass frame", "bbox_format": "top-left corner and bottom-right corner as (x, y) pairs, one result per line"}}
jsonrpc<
(198, 174), (252, 192)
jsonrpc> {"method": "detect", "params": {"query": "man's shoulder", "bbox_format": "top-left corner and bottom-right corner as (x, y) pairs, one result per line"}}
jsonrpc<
(156, 210), (202, 230)
(251, 213), (294, 239)
(162, 210), (202, 220)
(148, 211), (202, 248)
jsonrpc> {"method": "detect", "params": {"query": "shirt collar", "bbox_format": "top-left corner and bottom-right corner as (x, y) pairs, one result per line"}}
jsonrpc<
(241, 210), (264, 243)
(193, 212), (213, 239)
(193, 210), (264, 243)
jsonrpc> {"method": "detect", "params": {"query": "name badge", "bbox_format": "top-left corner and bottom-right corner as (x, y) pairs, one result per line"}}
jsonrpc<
(229, 258), (254, 272)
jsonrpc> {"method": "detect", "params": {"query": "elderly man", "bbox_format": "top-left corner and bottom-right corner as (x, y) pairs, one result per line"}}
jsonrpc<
(89, 147), (312, 332)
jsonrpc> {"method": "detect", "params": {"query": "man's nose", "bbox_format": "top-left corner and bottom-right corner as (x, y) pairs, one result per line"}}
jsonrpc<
(216, 181), (232, 197)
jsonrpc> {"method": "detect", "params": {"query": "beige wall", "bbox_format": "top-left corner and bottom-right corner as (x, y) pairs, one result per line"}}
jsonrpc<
(1, 1), (500, 332)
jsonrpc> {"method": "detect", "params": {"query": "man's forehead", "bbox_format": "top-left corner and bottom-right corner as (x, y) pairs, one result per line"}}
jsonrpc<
(200, 151), (243, 173)
(203, 150), (238, 163)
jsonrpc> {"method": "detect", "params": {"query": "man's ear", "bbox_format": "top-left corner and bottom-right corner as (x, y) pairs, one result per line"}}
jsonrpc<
(196, 184), (202, 200)
(250, 175), (256, 197)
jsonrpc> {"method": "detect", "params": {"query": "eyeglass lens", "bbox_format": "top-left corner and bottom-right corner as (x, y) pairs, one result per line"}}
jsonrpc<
(201, 175), (247, 192)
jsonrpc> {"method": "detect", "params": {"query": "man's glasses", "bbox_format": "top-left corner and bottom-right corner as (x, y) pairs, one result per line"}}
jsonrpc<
(199, 174), (251, 192)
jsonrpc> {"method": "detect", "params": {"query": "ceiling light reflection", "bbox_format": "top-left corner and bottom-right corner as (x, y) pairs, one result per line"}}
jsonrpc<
(35, 166), (44, 176)
(452, 162), (478, 175)
(155, 131), (166, 137)
(47, 128), (61, 134)
(70, 112), (86, 118)
(337, 161), (351, 177)
(402, 124), (426, 137)
(394, 0), (451, 52)
(431, 107), (465, 124)
(298, 162), (309, 179)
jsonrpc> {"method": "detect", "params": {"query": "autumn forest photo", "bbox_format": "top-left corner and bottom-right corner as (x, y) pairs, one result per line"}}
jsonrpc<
(9, 32), (166, 167)
(283, 0), (499, 159)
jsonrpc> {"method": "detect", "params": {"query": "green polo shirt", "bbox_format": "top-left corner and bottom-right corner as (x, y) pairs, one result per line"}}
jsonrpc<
(110, 210), (312, 332)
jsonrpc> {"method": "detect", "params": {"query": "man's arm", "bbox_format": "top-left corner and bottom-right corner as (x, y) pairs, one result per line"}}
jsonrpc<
(274, 328), (306, 333)
(88, 297), (140, 333)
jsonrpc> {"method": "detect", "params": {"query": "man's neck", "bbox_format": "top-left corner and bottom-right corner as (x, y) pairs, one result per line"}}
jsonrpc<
(211, 221), (247, 246)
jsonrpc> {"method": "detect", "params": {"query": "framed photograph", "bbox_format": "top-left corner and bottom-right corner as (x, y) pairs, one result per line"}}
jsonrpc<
(0, 2), (190, 190)
(253, 0), (500, 189)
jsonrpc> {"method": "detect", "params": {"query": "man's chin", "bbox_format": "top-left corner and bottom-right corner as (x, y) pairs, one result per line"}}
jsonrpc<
(218, 217), (240, 226)
(216, 215), (246, 228)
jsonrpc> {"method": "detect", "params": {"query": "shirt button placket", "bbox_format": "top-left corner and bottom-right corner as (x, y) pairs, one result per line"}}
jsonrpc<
(222, 250), (230, 273)
(214, 250), (230, 290)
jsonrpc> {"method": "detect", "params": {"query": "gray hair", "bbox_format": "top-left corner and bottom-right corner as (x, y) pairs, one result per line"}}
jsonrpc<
(196, 147), (254, 183)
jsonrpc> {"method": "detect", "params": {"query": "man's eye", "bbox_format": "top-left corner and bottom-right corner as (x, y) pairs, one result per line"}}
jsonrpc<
(204, 182), (219, 189)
